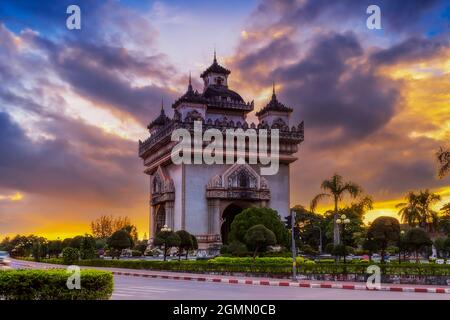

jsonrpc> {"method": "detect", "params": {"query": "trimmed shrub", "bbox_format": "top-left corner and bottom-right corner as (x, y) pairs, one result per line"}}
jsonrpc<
(244, 225), (276, 258)
(0, 269), (113, 300)
(15, 257), (450, 277)
(62, 247), (80, 265)
(229, 207), (289, 246)
(228, 241), (248, 256)
(299, 245), (318, 256)
(131, 250), (142, 257)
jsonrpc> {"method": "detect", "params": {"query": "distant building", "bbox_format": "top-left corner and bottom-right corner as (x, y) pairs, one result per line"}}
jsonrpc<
(138, 54), (304, 249)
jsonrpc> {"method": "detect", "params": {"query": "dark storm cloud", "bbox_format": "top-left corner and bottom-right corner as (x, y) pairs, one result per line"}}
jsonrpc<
(18, 23), (178, 125)
(371, 159), (436, 194)
(235, 37), (298, 72)
(54, 54), (176, 123)
(252, 0), (443, 33)
(370, 37), (446, 66)
(273, 32), (399, 143)
(0, 111), (144, 204)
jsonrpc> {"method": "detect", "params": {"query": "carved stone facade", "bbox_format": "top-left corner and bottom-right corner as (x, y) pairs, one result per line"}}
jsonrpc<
(139, 55), (304, 249)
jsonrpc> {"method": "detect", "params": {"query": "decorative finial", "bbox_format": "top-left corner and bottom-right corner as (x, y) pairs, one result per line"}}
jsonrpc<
(161, 97), (165, 113)
(272, 81), (277, 100)
(188, 71), (193, 92)
(213, 47), (217, 63)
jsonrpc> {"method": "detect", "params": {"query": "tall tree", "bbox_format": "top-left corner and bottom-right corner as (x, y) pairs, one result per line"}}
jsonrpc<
(91, 215), (135, 239)
(310, 174), (362, 245)
(404, 228), (432, 263)
(437, 147), (450, 178)
(396, 192), (421, 227)
(91, 215), (114, 239)
(175, 230), (193, 261)
(441, 203), (450, 215)
(396, 190), (441, 231)
(107, 229), (133, 259)
(153, 230), (180, 261)
(367, 216), (400, 263)
(438, 203), (450, 235)
(244, 224), (276, 259)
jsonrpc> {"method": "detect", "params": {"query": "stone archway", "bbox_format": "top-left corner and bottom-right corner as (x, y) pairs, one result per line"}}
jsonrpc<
(221, 203), (244, 245)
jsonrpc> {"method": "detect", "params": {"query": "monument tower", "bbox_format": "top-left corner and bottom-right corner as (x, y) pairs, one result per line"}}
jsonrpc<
(139, 54), (304, 249)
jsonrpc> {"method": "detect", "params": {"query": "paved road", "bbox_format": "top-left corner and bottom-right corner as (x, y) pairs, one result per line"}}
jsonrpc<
(9, 260), (450, 300)
(112, 275), (450, 300)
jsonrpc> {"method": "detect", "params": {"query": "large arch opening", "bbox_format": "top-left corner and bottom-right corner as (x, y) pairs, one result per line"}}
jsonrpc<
(155, 206), (166, 233)
(221, 203), (244, 245)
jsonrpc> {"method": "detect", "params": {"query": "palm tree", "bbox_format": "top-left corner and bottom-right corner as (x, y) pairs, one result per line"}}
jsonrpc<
(441, 203), (450, 215)
(396, 192), (421, 227)
(396, 190), (441, 232)
(437, 147), (450, 178)
(310, 174), (362, 245)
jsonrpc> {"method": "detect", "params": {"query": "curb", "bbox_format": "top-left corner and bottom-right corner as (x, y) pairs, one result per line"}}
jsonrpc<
(13, 261), (450, 294)
(111, 270), (450, 294)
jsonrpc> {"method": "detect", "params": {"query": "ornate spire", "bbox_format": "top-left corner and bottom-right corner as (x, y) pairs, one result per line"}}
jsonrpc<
(255, 83), (293, 117)
(213, 47), (217, 63)
(188, 71), (193, 92)
(147, 97), (170, 130)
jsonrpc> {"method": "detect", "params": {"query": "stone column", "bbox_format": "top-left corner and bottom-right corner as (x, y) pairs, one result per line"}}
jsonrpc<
(213, 199), (221, 236)
(149, 204), (155, 245)
(207, 199), (221, 235)
(165, 201), (175, 230)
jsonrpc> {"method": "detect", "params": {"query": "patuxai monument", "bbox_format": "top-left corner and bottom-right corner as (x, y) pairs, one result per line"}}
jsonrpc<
(139, 54), (304, 250)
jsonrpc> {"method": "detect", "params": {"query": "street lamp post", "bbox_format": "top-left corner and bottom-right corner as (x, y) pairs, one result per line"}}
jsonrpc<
(314, 225), (323, 254)
(336, 214), (350, 263)
(399, 230), (405, 264)
(291, 210), (297, 281)
(160, 225), (171, 261)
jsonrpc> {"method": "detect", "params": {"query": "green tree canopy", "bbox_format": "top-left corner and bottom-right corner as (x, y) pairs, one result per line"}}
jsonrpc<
(175, 230), (193, 260)
(244, 224), (276, 258)
(229, 207), (288, 246)
(310, 174), (363, 245)
(396, 190), (441, 231)
(437, 146), (450, 178)
(153, 230), (181, 261)
(69, 235), (84, 249)
(362, 238), (379, 259)
(107, 230), (133, 258)
(47, 240), (63, 257)
(367, 216), (400, 262)
(404, 228), (432, 262)
(80, 235), (97, 259)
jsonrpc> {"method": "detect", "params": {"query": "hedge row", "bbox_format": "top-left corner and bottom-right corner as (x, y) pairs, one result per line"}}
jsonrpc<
(0, 269), (113, 300)
(30, 257), (450, 277)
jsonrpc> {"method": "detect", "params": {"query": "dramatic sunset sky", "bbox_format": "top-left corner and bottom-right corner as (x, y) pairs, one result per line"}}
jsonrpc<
(0, 0), (449, 239)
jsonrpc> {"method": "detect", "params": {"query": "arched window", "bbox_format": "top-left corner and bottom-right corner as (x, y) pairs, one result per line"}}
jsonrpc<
(153, 176), (162, 193)
(155, 207), (166, 232)
(238, 171), (248, 188)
